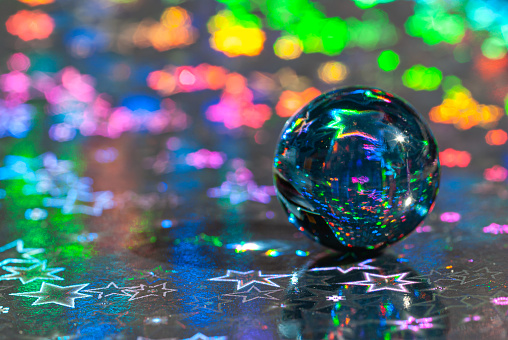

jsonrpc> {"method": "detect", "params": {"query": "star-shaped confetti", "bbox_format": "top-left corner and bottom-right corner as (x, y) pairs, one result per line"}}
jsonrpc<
(309, 259), (379, 274)
(0, 239), (44, 267)
(124, 282), (176, 301)
(10, 282), (91, 308)
(295, 288), (359, 312)
(183, 333), (227, 340)
(187, 295), (231, 314)
(82, 282), (140, 299)
(209, 270), (291, 290)
(342, 272), (417, 293)
(223, 286), (282, 303)
(0, 260), (64, 284)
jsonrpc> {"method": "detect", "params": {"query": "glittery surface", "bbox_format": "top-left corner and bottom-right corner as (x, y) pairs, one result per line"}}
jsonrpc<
(0, 0), (507, 339)
(274, 87), (440, 251)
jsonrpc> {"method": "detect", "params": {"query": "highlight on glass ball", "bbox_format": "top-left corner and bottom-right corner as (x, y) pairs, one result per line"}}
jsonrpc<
(273, 86), (440, 252)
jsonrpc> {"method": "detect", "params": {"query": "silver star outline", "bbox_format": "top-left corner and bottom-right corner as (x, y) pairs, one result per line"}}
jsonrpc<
(0, 260), (64, 284)
(10, 282), (91, 308)
(82, 282), (141, 299)
(223, 286), (282, 303)
(309, 259), (379, 274)
(342, 272), (418, 293)
(124, 282), (176, 301)
(209, 270), (291, 290)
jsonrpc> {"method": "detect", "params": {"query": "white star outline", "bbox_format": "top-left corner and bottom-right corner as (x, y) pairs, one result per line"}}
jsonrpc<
(124, 282), (177, 301)
(343, 272), (418, 293)
(309, 259), (379, 274)
(0, 260), (65, 284)
(208, 270), (291, 290)
(0, 239), (45, 267)
(10, 282), (91, 308)
(183, 333), (228, 340)
(82, 282), (141, 299)
(223, 286), (282, 303)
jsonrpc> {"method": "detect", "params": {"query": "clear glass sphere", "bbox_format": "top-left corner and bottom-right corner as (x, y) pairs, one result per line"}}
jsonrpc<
(273, 87), (440, 251)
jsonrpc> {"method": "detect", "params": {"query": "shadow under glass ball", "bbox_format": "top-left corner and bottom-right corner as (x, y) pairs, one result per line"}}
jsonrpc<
(273, 87), (440, 252)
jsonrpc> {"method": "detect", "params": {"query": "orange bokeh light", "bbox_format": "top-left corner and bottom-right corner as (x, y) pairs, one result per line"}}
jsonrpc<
(18, 0), (54, 5)
(486, 129), (508, 145)
(429, 86), (503, 130)
(276, 87), (321, 117)
(132, 7), (197, 52)
(6, 10), (55, 41)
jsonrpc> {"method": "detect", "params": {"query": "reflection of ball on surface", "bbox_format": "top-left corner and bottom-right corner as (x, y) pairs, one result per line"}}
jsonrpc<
(273, 87), (440, 252)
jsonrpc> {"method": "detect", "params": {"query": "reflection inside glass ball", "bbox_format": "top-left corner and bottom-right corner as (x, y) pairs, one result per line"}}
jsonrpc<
(273, 87), (440, 251)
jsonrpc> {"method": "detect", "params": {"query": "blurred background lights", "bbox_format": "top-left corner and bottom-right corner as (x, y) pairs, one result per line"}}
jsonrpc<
(18, 0), (54, 5)
(402, 65), (442, 91)
(486, 129), (508, 145)
(378, 50), (400, 71)
(7, 53), (31, 72)
(276, 87), (320, 117)
(352, 0), (395, 9)
(439, 149), (471, 168)
(430, 85), (503, 129)
(405, 5), (465, 45)
(482, 37), (508, 60)
(161, 220), (173, 228)
(208, 10), (265, 57)
(318, 61), (348, 84)
(274, 35), (303, 60)
(132, 6), (197, 52)
(440, 212), (461, 223)
(484, 165), (508, 182)
(6, 10), (55, 41)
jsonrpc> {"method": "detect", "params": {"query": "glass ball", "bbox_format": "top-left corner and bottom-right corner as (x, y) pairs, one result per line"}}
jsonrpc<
(273, 87), (440, 252)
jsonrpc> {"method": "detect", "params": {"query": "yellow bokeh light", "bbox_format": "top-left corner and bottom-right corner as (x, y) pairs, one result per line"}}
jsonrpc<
(274, 36), (303, 60)
(211, 27), (265, 57)
(429, 86), (503, 130)
(318, 61), (348, 84)
(208, 10), (265, 57)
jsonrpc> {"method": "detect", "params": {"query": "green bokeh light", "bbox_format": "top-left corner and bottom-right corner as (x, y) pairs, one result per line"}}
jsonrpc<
(378, 50), (400, 71)
(352, 0), (396, 9)
(402, 64), (442, 91)
(405, 6), (465, 45)
(482, 37), (508, 60)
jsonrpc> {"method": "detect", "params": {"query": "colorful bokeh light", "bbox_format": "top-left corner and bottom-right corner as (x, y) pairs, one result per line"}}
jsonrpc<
(486, 129), (508, 145)
(208, 10), (265, 57)
(275, 87), (321, 117)
(274, 36), (303, 60)
(402, 65), (442, 91)
(378, 50), (400, 71)
(318, 61), (348, 84)
(429, 85), (503, 129)
(6, 10), (55, 41)
(439, 148), (471, 168)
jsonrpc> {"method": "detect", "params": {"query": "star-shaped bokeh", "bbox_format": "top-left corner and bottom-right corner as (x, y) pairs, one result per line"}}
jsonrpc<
(0, 240), (44, 267)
